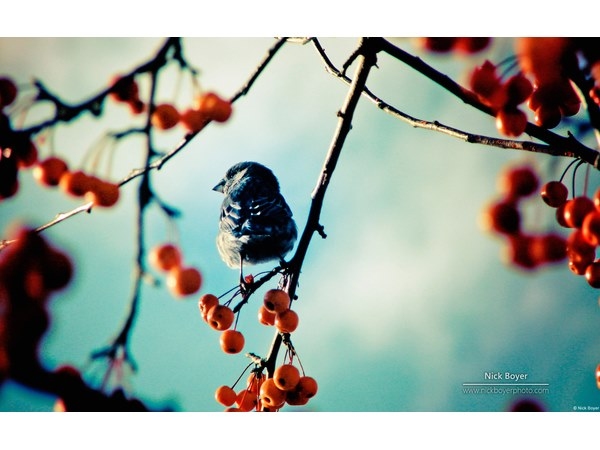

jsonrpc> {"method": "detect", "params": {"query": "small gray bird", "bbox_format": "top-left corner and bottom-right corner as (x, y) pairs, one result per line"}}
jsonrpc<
(213, 162), (297, 273)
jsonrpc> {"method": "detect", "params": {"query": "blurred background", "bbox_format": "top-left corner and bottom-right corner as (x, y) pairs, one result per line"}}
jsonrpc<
(1, 37), (599, 412)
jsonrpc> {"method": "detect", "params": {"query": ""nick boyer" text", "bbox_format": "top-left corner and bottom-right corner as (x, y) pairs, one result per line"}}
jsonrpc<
(484, 371), (528, 381)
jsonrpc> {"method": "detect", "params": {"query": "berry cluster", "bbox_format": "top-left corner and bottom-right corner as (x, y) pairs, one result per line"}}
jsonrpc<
(414, 37), (491, 54)
(109, 75), (145, 114)
(0, 226), (73, 385)
(32, 156), (120, 208)
(481, 164), (567, 270)
(540, 180), (600, 288)
(109, 74), (233, 132)
(198, 286), (314, 411)
(516, 38), (581, 128)
(198, 288), (300, 356)
(215, 364), (318, 412)
(152, 92), (233, 133)
(149, 243), (202, 298)
(469, 61), (533, 137)
(0, 77), (40, 201)
(467, 38), (596, 138)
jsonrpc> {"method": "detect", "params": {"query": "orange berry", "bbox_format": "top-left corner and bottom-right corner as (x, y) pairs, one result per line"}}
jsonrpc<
(286, 376), (318, 406)
(596, 364), (600, 390)
(263, 289), (290, 313)
(273, 364), (300, 391)
(498, 165), (539, 199)
(480, 200), (520, 235)
(496, 108), (528, 137)
(179, 108), (207, 133)
(563, 197), (595, 229)
(195, 92), (232, 123)
(206, 304), (235, 330)
(534, 104), (561, 129)
(259, 378), (286, 409)
(33, 157), (69, 187)
(166, 266), (202, 297)
(236, 390), (258, 412)
(585, 260), (600, 288)
(275, 309), (299, 333)
(541, 181), (568, 208)
(469, 60), (501, 101)
(220, 329), (245, 354)
(215, 385), (237, 407)
(198, 293), (219, 321)
(582, 211), (600, 247)
(257, 304), (276, 326)
(149, 243), (182, 272)
(85, 179), (120, 207)
(151, 103), (180, 130)
(59, 170), (95, 197)
(297, 376), (318, 399)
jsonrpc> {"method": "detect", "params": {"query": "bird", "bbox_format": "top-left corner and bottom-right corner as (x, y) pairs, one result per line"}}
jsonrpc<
(213, 161), (297, 278)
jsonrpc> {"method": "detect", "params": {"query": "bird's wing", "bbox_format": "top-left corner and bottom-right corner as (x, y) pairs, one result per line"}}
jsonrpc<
(220, 193), (293, 237)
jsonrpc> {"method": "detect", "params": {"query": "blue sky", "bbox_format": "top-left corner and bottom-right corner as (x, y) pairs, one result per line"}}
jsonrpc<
(1, 37), (599, 414)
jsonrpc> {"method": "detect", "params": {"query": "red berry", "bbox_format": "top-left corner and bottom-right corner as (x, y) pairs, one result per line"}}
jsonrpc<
(454, 37), (491, 54)
(166, 266), (202, 297)
(503, 234), (538, 270)
(481, 200), (520, 235)
(275, 309), (299, 333)
(151, 103), (180, 130)
(530, 233), (567, 264)
(563, 196), (595, 228)
(498, 165), (539, 199)
(258, 304), (276, 326)
(198, 293), (219, 322)
(33, 157), (69, 187)
(263, 289), (291, 313)
(582, 211), (600, 247)
(85, 180), (120, 207)
(585, 260), (600, 288)
(504, 73), (534, 106)
(149, 243), (182, 272)
(534, 104), (562, 129)
(496, 108), (528, 137)
(195, 92), (232, 123)
(469, 60), (501, 102)
(541, 181), (568, 207)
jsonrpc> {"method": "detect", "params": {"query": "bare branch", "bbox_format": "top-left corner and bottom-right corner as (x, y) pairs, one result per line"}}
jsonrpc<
(262, 37), (380, 377)
(312, 38), (600, 168)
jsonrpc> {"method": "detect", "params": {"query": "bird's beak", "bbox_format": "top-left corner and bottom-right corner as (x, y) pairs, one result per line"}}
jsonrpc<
(213, 179), (225, 193)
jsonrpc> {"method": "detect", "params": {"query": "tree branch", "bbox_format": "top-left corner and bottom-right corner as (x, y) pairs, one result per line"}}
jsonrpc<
(262, 37), (380, 377)
(311, 38), (600, 169)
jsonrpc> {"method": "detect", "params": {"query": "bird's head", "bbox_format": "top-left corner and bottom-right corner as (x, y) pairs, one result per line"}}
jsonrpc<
(213, 161), (280, 195)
